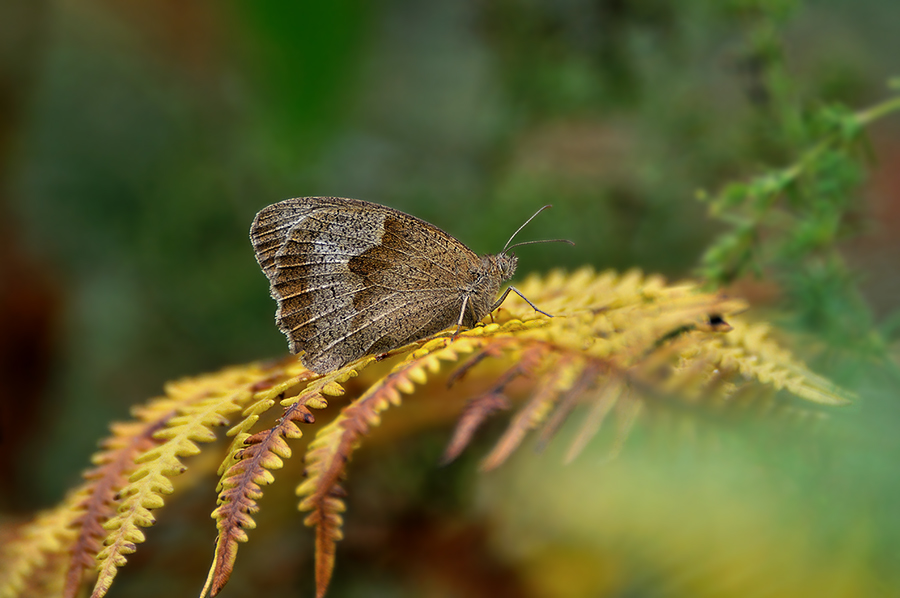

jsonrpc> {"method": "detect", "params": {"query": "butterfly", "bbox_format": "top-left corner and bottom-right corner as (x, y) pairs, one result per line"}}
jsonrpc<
(250, 197), (571, 373)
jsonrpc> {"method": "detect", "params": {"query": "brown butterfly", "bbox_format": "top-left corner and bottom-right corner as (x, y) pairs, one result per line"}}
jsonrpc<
(250, 197), (572, 373)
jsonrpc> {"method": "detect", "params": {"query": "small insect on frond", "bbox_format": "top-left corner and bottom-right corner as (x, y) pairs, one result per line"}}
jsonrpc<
(0, 268), (852, 598)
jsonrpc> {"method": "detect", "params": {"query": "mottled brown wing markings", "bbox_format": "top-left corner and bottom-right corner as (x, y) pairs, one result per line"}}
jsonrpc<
(276, 280), (364, 303)
(276, 259), (450, 331)
(251, 201), (328, 277)
(376, 215), (477, 281)
(298, 215), (474, 359)
(314, 295), (462, 359)
(276, 215), (452, 286)
(276, 208), (379, 363)
(270, 213), (377, 330)
(276, 252), (368, 267)
(312, 298), (428, 351)
(250, 196), (531, 373)
(347, 217), (461, 317)
(277, 253), (439, 286)
(304, 287), (454, 347)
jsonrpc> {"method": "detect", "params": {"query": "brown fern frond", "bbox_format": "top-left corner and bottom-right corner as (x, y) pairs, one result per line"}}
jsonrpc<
(535, 361), (601, 450)
(445, 345), (505, 387)
(62, 416), (172, 598)
(90, 364), (284, 598)
(605, 393), (644, 460)
(0, 498), (78, 598)
(480, 356), (580, 471)
(297, 335), (491, 597)
(24, 548), (69, 598)
(2, 411), (178, 598)
(564, 377), (625, 463)
(0, 267), (856, 598)
(441, 392), (511, 465)
(203, 401), (315, 597)
(201, 358), (367, 597)
(441, 347), (544, 464)
(304, 484), (347, 598)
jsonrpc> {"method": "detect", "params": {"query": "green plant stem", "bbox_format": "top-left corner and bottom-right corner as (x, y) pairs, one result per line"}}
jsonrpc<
(856, 93), (900, 126)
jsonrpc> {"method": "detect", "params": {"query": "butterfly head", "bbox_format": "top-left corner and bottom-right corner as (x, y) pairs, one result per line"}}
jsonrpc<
(495, 251), (518, 282)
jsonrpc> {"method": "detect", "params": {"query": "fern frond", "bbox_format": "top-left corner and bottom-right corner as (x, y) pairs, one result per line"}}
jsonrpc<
(0, 494), (80, 598)
(715, 320), (853, 405)
(288, 267), (849, 596)
(0, 268), (855, 598)
(201, 361), (352, 597)
(202, 401), (315, 597)
(533, 361), (599, 451)
(199, 356), (374, 597)
(480, 356), (581, 471)
(564, 377), (625, 463)
(442, 346), (545, 464)
(442, 392), (512, 465)
(296, 336), (488, 597)
(62, 417), (171, 598)
(90, 364), (280, 598)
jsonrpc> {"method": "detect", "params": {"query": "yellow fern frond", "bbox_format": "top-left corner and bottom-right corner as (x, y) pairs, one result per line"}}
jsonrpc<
(0, 268), (855, 598)
(90, 364), (282, 598)
(0, 494), (79, 598)
(61, 417), (171, 598)
(715, 320), (853, 405)
(201, 366), (354, 598)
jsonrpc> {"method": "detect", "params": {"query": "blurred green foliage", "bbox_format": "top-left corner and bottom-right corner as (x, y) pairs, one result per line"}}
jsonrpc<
(2, 0), (899, 596)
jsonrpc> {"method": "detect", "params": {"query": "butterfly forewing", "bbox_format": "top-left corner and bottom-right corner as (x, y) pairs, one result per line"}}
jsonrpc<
(250, 197), (487, 373)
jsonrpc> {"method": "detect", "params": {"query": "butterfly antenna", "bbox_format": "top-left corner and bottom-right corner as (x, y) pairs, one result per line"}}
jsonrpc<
(505, 238), (575, 252)
(502, 205), (574, 253)
(503, 205), (551, 252)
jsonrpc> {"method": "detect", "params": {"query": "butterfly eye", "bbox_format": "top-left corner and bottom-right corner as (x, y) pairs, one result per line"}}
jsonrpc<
(497, 254), (517, 278)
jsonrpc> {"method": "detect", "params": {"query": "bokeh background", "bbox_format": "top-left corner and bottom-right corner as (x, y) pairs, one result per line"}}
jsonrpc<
(1, 1), (899, 597)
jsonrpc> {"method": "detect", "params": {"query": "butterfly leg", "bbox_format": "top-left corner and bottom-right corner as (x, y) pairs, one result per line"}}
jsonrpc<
(453, 295), (471, 338)
(489, 286), (554, 317)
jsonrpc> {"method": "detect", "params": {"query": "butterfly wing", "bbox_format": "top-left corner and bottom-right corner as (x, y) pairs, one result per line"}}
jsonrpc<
(250, 197), (483, 373)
